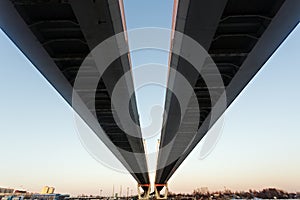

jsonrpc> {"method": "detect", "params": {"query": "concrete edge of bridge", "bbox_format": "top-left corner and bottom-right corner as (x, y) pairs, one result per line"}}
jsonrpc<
(137, 184), (151, 200)
(154, 183), (168, 200)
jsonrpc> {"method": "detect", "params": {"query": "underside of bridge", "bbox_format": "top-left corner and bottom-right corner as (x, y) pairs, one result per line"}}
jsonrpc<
(1, 0), (299, 199)
(155, 0), (300, 193)
(0, 0), (150, 191)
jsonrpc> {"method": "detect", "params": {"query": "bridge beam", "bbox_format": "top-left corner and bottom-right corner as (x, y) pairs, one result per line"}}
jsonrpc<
(154, 183), (168, 200)
(137, 184), (151, 200)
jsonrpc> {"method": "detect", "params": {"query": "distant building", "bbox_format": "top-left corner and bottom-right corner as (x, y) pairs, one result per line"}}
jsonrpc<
(200, 187), (209, 194)
(41, 186), (49, 194)
(13, 190), (26, 194)
(48, 187), (55, 194)
(0, 187), (14, 195)
(193, 187), (209, 195)
(41, 186), (55, 194)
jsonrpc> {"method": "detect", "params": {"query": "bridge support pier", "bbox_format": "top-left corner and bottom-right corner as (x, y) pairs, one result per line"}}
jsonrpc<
(137, 184), (150, 200)
(154, 183), (168, 200)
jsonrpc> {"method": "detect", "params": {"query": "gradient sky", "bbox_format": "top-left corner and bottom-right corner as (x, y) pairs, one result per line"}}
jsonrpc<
(1, 0), (300, 196)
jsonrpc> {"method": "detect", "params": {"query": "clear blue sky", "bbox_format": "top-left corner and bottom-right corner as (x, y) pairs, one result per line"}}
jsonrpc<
(1, 0), (300, 196)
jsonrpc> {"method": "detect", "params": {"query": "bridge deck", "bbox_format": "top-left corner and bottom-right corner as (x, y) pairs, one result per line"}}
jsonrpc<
(155, 0), (300, 185)
(0, 0), (149, 185)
